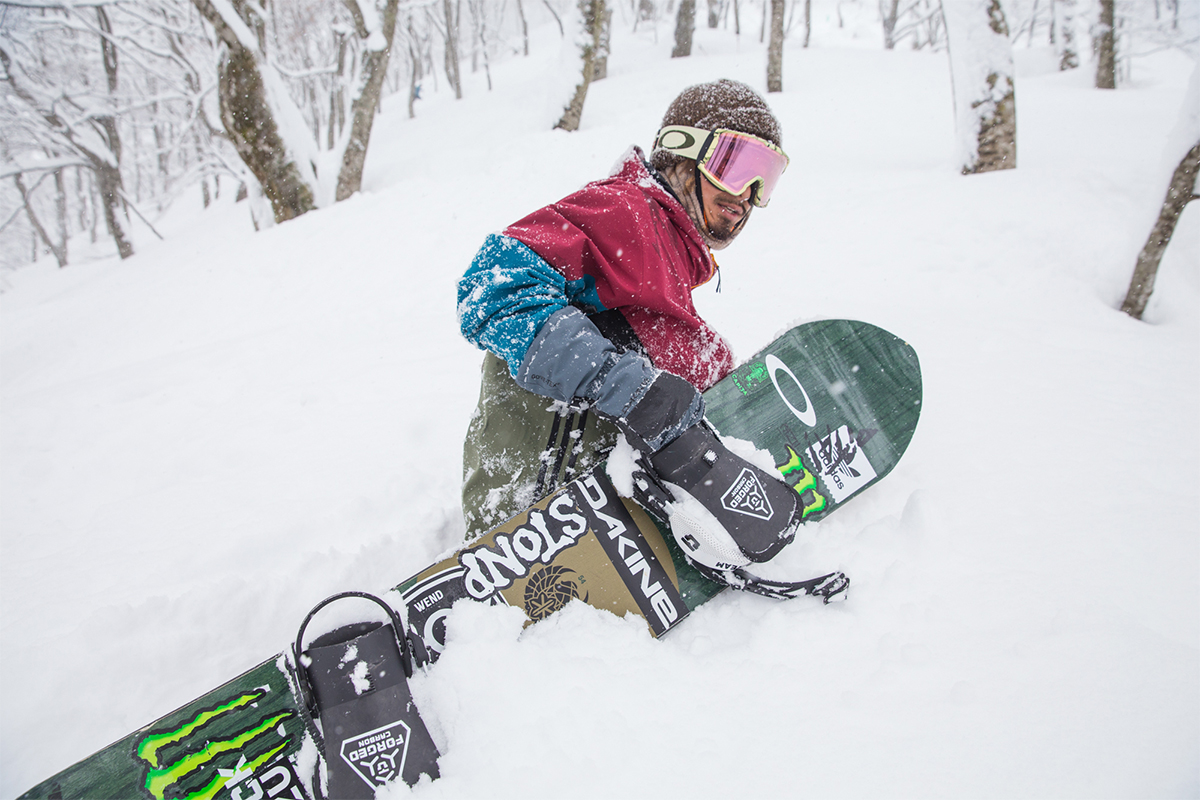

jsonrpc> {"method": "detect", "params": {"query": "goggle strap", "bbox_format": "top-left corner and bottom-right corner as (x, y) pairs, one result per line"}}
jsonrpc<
(654, 125), (714, 161)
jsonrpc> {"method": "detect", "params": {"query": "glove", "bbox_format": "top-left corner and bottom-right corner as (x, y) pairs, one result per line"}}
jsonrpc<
(607, 370), (705, 455)
(648, 424), (803, 570)
(515, 306), (705, 453)
(606, 371), (704, 520)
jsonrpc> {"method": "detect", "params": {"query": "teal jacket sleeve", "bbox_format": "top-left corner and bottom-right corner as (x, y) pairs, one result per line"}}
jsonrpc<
(457, 234), (605, 376)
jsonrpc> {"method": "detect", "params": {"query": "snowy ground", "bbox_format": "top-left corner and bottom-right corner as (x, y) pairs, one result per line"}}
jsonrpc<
(2, 14), (1198, 800)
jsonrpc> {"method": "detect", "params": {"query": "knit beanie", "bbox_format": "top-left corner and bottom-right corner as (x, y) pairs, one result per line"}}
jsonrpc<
(650, 79), (782, 172)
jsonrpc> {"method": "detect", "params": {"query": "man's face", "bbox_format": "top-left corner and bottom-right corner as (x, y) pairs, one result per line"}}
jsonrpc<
(699, 174), (754, 245)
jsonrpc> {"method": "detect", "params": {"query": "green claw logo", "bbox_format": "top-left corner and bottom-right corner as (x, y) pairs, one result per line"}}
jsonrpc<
(776, 445), (827, 518)
(133, 690), (298, 800)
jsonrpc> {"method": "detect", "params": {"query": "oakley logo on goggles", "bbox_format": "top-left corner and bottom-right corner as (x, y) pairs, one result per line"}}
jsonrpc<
(654, 125), (789, 207)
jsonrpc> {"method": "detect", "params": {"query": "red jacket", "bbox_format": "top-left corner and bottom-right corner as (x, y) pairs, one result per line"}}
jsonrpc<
(504, 148), (735, 390)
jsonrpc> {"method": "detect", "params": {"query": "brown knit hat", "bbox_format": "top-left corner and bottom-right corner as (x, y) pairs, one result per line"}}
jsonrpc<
(650, 79), (782, 172)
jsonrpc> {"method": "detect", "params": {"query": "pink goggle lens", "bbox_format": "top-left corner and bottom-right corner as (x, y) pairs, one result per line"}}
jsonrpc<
(700, 131), (789, 207)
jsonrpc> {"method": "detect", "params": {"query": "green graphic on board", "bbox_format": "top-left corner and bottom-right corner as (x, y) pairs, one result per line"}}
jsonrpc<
(133, 689), (297, 800)
(775, 444), (828, 518)
(19, 319), (922, 800)
(731, 361), (770, 396)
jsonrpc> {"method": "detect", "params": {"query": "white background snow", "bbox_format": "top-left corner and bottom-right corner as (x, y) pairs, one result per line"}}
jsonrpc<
(2, 9), (1197, 799)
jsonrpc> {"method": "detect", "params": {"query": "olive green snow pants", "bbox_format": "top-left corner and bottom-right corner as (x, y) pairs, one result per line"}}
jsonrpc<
(461, 351), (619, 539)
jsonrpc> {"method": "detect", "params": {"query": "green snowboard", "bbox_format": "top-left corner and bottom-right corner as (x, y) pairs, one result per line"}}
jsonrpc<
(19, 319), (922, 800)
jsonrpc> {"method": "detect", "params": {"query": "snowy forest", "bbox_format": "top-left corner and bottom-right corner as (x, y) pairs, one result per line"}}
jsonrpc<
(2, 0), (1197, 266)
(2, 0), (1199, 797)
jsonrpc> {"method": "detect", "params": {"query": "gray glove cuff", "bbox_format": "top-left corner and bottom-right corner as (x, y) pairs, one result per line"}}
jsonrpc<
(515, 306), (656, 412)
(515, 306), (703, 453)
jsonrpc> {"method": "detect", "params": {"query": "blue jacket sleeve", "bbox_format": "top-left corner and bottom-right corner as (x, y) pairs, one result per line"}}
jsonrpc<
(457, 234), (605, 375)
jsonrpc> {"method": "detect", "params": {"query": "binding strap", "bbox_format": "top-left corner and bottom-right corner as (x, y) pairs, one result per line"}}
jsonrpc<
(695, 564), (850, 604)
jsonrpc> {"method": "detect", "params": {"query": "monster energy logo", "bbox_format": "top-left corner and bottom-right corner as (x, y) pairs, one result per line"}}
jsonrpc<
(133, 689), (300, 800)
(776, 444), (827, 519)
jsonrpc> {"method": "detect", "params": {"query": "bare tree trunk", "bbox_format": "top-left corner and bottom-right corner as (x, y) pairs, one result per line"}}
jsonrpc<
(543, 0), (565, 35)
(881, 0), (900, 48)
(469, 0), (494, 90)
(74, 166), (89, 233)
(218, 45), (317, 220)
(444, 0), (463, 98)
(555, 0), (606, 130)
(593, 6), (612, 79)
(335, 0), (402, 201)
(330, 32), (348, 151)
(1121, 140), (1200, 319)
(516, 0), (530, 54)
(13, 174), (67, 268)
(1057, 0), (1079, 70)
(766, 0), (784, 91)
(88, 173), (100, 242)
(191, 0), (316, 222)
(803, 0), (812, 46)
(408, 41), (421, 118)
(1096, 0), (1116, 88)
(673, 0), (695, 57)
(54, 168), (67, 265)
(96, 7), (134, 258)
(943, 0), (1017, 174)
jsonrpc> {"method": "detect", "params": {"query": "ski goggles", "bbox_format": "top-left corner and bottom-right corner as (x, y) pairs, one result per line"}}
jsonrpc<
(654, 125), (789, 207)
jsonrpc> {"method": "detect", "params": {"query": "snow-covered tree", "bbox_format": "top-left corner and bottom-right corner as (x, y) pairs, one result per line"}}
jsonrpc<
(673, 0), (696, 56)
(554, 0), (605, 130)
(1056, 0), (1081, 70)
(1097, 0), (1117, 86)
(1091, 0), (1199, 87)
(942, 0), (1017, 174)
(1121, 58), (1199, 319)
(767, 0), (784, 90)
(190, 0), (400, 222)
(1, 1), (215, 262)
(881, 0), (946, 49)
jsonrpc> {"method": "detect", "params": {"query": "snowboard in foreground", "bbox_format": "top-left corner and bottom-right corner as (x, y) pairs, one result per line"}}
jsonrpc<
(19, 319), (922, 800)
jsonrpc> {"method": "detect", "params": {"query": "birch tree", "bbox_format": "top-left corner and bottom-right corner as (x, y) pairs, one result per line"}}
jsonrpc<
(1096, 0), (1117, 88)
(942, 0), (1017, 174)
(766, 0), (784, 90)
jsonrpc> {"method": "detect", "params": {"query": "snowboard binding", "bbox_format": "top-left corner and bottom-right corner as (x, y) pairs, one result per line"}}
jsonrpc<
(293, 592), (440, 797)
(638, 424), (850, 603)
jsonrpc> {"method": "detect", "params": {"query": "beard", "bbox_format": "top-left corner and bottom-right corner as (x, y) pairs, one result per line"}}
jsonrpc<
(661, 161), (750, 251)
(703, 206), (750, 246)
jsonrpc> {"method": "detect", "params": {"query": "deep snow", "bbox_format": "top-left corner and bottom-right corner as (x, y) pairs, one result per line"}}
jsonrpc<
(2, 12), (1197, 800)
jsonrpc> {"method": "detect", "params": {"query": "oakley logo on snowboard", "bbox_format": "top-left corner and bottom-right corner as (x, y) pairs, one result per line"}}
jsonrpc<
(766, 355), (817, 427)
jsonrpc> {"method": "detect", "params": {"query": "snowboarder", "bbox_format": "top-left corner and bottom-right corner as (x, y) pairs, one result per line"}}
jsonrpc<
(457, 79), (799, 577)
